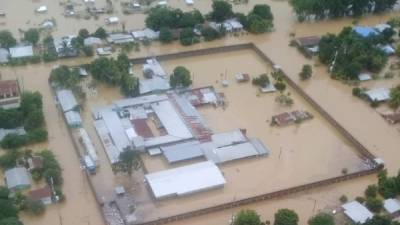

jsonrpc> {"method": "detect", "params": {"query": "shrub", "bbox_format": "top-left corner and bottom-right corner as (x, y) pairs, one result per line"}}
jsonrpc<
(339, 195), (348, 203)
(252, 74), (270, 87)
(365, 184), (378, 198)
(365, 197), (383, 213)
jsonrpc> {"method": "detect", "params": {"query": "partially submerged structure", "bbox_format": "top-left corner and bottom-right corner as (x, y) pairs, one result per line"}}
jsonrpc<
(365, 88), (390, 102)
(107, 33), (134, 44)
(145, 161), (226, 200)
(383, 198), (400, 218)
(294, 36), (321, 54)
(140, 59), (170, 94)
(5, 167), (31, 191)
(342, 201), (373, 224)
(9, 45), (33, 59)
(0, 127), (26, 141)
(0, 79), (21, 109)
(131, 28), (159, 41)
(29, 185), (53, 205)
(0, 48), (9, 64)
(56, 89), (79, 112)
(271, 110), (313, 126)
(53, 36), (78, 57)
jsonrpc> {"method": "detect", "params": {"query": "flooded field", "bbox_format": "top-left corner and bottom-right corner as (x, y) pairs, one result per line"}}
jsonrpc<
(0, 0), (398, 225)
(128, 49), (368, 222)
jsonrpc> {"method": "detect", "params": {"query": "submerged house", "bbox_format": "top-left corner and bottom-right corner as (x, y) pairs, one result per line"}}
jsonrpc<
(9, 45), (34, 59)
(0, 79), (21, 109)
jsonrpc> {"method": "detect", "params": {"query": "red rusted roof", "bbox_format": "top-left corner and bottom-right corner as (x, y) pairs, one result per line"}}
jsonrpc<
(29, 185), (52, 201)
(132, 119), (154, 138)
(0, 80), (19, 98)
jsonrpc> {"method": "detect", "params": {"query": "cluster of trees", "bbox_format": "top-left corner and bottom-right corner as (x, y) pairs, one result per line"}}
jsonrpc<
(290, 0), (397, 21)
(0, 30), (16, 48)
(319, 27), (390, 80)
(89, 53), (139, 97)
(147, 1), (274, 45)
(236, 4), (274, 34)
(299, 64), (312, 80)
(0, 92), (47, 149)
(50, 65), (81, 89)
(389, 85), (400, 109)
(114, 148), (141, 176)
(0, 186), (23, 225)
(252, 74), (270, 87)
(39, 150), (64, 200)
(170, 66), (192, 88)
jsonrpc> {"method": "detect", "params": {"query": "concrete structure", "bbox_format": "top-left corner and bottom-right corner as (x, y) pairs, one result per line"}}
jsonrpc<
(9, 45), (33, 58)
(145, 161), (226, 199)
(342, 201), (373, 224)
(365, 88), (391, 102)
(0, 48), (9, 64)
(5, 167), (31, 191)
(0, 80), (21, 109)
(29, 186), (52, 205)
(56, 89), (79, 112)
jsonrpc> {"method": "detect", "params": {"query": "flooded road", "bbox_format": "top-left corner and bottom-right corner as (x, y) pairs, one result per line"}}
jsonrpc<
(0, 0), (399, 225)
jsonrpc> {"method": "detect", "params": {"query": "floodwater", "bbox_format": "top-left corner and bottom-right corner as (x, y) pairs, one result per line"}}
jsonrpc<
(0, 0), (398, 225)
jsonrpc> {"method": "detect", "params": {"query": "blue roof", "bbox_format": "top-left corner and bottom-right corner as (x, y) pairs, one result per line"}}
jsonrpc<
(353, 26), (378, 38)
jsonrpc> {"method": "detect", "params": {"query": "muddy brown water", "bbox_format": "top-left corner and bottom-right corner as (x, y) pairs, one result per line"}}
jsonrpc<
(0, 0), (399, 225)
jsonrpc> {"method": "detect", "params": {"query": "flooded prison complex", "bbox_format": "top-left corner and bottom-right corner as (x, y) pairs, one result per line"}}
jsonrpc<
(0, 1), (399, 225)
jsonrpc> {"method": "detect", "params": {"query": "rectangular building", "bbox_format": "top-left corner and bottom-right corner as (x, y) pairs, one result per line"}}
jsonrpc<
(0, 80), (21, 109)
(145, 161), (226, 199)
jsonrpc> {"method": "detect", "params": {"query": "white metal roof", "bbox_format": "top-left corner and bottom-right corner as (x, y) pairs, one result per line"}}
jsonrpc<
(142, 58), (167, 77)
(384, 199), (400, 214)
(151, 100), (192, 139)
(358, 73), (372, 81)
(139, 77), (170, 94)
(100, 109), (131, 153)
(0, 48), (9, 63)
(365, 87), (390, 102)
(106, 16), (119, 24)
(342, 201), (373, 224)
(107, 33), (134, 44)
(145, 161), (225, 199)
(65, 111), (82, 126)
(79, 128), (98, 161)
(185, 0), (194, 5)
(9, 46), (33, 58)
(5, 167), (31, 190)
(113, 94), (168, 108)
(56, 89), (78, 112)
(84, 37), (102, 46)
(211, 129), (246, 148)
(161, 141), (204, 163)
(94, 120), (120, 164)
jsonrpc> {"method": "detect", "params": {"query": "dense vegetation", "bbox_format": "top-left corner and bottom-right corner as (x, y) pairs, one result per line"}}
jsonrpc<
(389, 85), (400, 109)
(290, 0), (397, 21)
(274, 209), (299, 225)
(0, 92), (47, 149)
(233, 209), (262, 225)
(0, 30), (17, 48)
(319, 27), (390, 80)
(89, 54), (139, 97)
(299, 64), (312, 80)
(113, 148), (141, 176)
(252, 74), (270, 87)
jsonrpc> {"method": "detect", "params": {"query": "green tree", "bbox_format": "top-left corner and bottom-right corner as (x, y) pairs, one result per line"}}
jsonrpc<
(159, 27), (173, 43)
(274, 209), (299, 225)
(93, 27), (107, 39)
(364, 215), (391, 225)
(0, 31), (16, 48)
(210, 0), (233, 22)
(114, 149), (141, 176)
(308, 213), (334, 225)
(82, 46), (94, 57)
(120, 74), (139, 97)
(0, 217), (23, 225)
(145, 7), (184, 30)
(180, 28), (197, 46)
(365, 184), (378, 198)
(252, 74), (270, 87)
(0, 199), (18, 220)
(24, 28), (40, 46)
(0, 149), (20, 169)
(24, 199), (45, 215)
(389, 85), (400, 109)
(233, 210), (262, 225)
(0, 187), (9, 200)
(247, 14), (272, 34)
(251, 4), (273, 21)
(170, 66), (192, 88)
(78, 28), (90, 39)
(201, 27), (220, 41)
(366, 197), (383, 213)
(299, 64), (312, 80)
(24, 108), (44, 131)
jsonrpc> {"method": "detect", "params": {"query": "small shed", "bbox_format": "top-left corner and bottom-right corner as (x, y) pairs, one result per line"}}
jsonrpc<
(0, 48), (9, 64)
(28, 156), (43, 171)
(365, 88), (390, 102)
(342, 201), (373, 224)
(9, 46), (34, 59)
(29, 186), (53, 205)
(384, 198), (400, 218)
(106, 16), (119, 24)
(5, 167), (31, 191)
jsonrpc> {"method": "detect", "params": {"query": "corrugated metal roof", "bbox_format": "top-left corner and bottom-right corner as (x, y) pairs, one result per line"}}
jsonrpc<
(5, 167), (31, 190)
(161, 141), (204, 163)
(56, 89), (78, 112)
(384, 199), (400, 214)
(211, 129), (247, 148)
(9, 46), (33, 58)
(145, 161), (225, 199)
(342, 201), (373, 224)
(365, 87), (390, 102)
(65, 111), (82, 127)
(202, 142), (264, 164)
